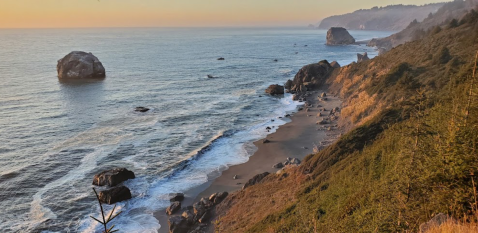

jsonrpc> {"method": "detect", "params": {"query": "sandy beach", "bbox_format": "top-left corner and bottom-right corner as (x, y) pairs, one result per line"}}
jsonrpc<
(155, 90), (343, 232)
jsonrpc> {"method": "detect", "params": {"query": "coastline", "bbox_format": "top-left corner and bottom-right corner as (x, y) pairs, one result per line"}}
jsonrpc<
(154, 90), (343, 232)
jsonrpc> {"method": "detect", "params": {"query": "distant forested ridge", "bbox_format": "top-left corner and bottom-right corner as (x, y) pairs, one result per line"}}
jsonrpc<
(318, 3), (445, 31)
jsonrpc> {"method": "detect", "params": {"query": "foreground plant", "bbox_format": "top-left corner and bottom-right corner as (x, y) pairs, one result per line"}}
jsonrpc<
(90, 188), (122, 233)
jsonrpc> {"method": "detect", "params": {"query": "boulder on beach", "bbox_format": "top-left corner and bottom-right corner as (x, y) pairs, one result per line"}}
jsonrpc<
(357, 52), (370, 62)
(92, 168), (135, 187)
(98, 186), (132, 204)
(166, 201), (181, 215)
(168, 216), (189, 233)
(290, 60), (333, 93)
(326, 27), (355, 45)
(242, 172), (270, 190)
(170, 193), (185, 202)
(57, 51), (105, 79)
(265, 84), (285, 95)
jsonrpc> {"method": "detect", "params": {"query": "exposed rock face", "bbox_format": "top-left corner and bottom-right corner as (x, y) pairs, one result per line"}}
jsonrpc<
(98, 186), (132, 204)
(57, 51), (105, 79)
(242, 172), (270, 190)
(166, 202), (181, 215)
(284, 79), (293, 90)
(357, 52), (370, 62)
(330, 61), (341, 68)
(326, 27), (355, 45)
(265, 84), (285, 95)
(168, 216), (189, 233)
(287, 60), (334, 93)
(92, 168), (135, 187)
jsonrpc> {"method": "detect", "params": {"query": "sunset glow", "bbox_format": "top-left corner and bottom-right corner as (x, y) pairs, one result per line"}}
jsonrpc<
(0, 0), (444, 28)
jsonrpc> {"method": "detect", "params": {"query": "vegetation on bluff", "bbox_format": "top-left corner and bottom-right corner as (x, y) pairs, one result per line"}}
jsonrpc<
(214, 8), (478, 233)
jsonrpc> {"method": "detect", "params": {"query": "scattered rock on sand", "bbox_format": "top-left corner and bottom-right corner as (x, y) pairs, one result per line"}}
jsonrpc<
(98, 186), (132, 204)
(57, 51), (106, 79)
(166, 201), (181, 215)
(242, 172), (270, 190)
(233, 175), (238, 180)
(321, 92), (327, 97)
(263, 139), (271, 144)
(92, 168), (135, 187)
(170, 193), (185, 202)
(182, 210), (195, 224)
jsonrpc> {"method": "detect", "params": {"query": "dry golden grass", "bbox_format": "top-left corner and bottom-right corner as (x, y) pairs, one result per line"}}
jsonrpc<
(425, 220), (478, 233)
(341, 91), (377, 124)
(212, 169), (307, 233)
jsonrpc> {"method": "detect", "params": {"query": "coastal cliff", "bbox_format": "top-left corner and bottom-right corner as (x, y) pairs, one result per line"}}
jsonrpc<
(318, 3), (445, 31)
(207, 8), (478, 233)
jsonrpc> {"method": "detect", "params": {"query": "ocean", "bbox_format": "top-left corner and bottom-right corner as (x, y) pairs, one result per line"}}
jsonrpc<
(0, 27), (392, 232)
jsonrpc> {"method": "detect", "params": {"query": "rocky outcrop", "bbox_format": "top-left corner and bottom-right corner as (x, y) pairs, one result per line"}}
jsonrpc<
(284, 80), (293, 91)
(98, 186), (132, 204)
(357, 52), (370, 62)
(166, 202), (181, 215)
(326, 27), (355, 45)
(286, 60), (334, 94)
(242, 172), (270, 190)
(170, 193), (185, 202)
(57, 51), (105, 79)
(330, 61), (341, 68)
(265, 84), (285, 95)
(92, 168), (135, 187)
(168, 216), (190, 233)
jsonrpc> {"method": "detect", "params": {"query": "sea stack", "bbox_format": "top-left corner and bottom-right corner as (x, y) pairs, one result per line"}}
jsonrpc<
(57, 51), (106, 79)
(326, 27), (355, 45)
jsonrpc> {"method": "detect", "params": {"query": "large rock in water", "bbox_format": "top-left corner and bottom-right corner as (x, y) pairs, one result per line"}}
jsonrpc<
(57, 51), (105, 79)
(98, 186), (132, 204)
(288, 60), (333, 93)
(92, 168), (135, 187)
(326, 27), (355, 45)
(265, 84), (285, 95)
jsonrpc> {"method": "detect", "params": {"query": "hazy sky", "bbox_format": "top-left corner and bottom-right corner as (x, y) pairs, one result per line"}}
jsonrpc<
(0, 0), (446, 28)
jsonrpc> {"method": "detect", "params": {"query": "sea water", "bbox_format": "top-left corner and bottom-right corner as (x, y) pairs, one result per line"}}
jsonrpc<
(0, 27), (392, 232)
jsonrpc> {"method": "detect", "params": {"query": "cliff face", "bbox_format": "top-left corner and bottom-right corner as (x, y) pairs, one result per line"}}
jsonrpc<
(212, 9), (478, 233)
(368, 0), (478, 51)
(318, 3), (445, 31)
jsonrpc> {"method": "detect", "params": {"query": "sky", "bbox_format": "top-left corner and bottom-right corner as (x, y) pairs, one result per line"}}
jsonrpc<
(0, 0), (446, 28)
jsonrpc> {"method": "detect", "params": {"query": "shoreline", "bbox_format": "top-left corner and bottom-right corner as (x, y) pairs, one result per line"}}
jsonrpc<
(154, 89), (343, 232)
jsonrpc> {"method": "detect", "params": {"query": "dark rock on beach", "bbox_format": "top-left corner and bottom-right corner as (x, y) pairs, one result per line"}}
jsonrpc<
(92, 168), (135, 187)
(57, 51), (105, 79)
(168, 216), (190, 233)
(98, 186), (132, 204)
(170, 193), (185, 202)
(289, 60), (333, 93)
(265, 84), (285, 95)
(326, 27), (355, 45)
(166, 201), (181, 215)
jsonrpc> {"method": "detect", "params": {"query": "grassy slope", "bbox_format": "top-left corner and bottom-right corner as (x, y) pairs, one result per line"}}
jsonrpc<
(214, 10), (478, 233)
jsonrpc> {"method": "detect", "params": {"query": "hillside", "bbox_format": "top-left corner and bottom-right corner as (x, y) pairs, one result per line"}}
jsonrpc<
(211, 7), (478, 233)
(318, 3), (445, 31)
(369, 0), (478, 51)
